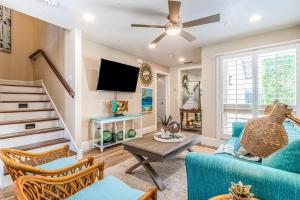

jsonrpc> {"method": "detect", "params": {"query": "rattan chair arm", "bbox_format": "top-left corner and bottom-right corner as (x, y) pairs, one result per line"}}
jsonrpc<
(139, 186), (157, 200)
(1, 145), (70, 158)
(23, 157), (93, 176)
(14, 162), (105, 200)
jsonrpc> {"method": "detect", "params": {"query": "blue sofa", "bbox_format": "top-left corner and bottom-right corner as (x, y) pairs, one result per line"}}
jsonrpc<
(185, 121), (300, 200)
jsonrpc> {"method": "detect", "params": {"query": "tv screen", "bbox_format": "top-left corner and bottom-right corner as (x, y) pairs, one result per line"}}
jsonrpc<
(97, 59), (140, 92)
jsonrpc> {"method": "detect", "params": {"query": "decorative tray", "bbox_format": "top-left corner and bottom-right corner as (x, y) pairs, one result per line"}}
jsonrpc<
(153, 133), (185, 143)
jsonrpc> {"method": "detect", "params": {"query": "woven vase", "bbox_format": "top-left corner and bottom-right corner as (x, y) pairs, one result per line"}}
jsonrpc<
(241, 103), (292, 158)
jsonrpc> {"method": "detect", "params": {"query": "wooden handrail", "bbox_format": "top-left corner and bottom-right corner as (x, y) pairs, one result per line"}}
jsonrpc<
(29, 49), (75, 98)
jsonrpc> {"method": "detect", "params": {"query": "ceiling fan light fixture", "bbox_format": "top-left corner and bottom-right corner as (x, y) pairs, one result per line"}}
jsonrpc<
(179, 57), (186, 62)
(149, 43), (156, 49)
(166, 23), (182, 36)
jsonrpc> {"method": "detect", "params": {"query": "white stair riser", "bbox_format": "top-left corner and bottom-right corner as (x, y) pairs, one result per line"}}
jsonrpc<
(0, 102), (51, 110)
(0, 130), (65, 148)
(0, 111), (55, 121)
(0, 86), (43, 93)
(0, 94), (48, 101)
(0, 120), (60, 134)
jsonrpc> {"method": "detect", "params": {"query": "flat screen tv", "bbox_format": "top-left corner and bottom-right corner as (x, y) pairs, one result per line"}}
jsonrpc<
(97, 59), (140, 92)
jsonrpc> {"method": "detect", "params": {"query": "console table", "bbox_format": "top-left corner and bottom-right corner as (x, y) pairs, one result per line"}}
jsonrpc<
(180, 108), (202, 133)
(90, 114), (143, 152)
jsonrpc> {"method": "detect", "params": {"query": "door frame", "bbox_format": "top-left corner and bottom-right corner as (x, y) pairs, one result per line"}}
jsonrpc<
(155, 70), (170, 128)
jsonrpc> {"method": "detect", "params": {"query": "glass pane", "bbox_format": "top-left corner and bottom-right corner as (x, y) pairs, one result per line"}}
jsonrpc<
(258, 49), (296, 106)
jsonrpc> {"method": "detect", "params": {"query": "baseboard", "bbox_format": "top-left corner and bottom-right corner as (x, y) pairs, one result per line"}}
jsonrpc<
(81, 141), (93, 152)
(201, 136), (224, 148)
(80, 125), (158, 152)
(142, 125), (157, 135)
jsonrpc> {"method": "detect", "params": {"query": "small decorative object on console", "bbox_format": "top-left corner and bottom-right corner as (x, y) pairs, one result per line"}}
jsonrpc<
(111, 100), (128, 116)
(116, 131), (124, 141)
(127, 129), (137, 138)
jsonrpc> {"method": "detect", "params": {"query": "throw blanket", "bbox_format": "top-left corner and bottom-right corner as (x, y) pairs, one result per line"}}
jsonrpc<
(215, 143), (261, 162)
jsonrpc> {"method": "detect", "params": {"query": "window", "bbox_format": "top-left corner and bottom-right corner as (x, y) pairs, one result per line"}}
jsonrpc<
(218, 44), (299, 136)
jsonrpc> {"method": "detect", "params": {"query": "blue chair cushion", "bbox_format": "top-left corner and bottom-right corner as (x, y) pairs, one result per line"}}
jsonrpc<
(36, 156), (77, 170)
(262, 139), (300, 173)
(66, 176), (144, 200)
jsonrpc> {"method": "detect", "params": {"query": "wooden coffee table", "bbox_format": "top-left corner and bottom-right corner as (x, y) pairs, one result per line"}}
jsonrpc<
(123, 132), (201, 191)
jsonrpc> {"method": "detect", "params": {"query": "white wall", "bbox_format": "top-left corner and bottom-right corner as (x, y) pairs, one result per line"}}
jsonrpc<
(81, 40), (169, 149)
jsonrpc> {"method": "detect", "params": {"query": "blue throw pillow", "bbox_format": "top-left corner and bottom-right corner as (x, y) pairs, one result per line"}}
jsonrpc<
(234, 129), (248, 156)
(262, 139), (300, 173)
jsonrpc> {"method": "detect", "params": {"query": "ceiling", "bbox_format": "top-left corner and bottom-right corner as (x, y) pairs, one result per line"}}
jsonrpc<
(2, 0), (300, 67)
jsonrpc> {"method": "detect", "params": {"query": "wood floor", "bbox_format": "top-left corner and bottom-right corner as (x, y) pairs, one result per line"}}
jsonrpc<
(0, 135), (215, 200)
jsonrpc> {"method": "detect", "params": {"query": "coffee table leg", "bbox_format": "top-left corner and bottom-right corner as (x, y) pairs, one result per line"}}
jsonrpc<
(125, 162), (142, 174)
(129, 154), (166, 191)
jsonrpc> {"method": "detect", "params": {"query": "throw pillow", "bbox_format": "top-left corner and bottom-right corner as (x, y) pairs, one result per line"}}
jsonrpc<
(241, 103), (292, 158)
(234, 130), (248, 156)
(262, 139), (300, 173)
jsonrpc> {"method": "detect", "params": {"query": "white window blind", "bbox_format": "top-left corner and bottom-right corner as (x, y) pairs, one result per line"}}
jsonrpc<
(219, 44), (299, 136)
(223, 56), (253, 135)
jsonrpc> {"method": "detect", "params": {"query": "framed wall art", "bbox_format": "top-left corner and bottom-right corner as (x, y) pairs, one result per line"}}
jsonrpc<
(0, 5), (11, 52)
(141, 88), (153, 113)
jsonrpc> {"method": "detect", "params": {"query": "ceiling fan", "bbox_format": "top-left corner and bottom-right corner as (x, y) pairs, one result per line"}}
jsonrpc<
(131, 0), (220, 47)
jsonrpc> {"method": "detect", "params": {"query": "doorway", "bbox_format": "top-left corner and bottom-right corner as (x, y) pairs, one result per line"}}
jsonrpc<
(156, 72), (170, 130)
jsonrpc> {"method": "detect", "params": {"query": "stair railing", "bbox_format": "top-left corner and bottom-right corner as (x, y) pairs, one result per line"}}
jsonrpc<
(29, 49), (75, 98)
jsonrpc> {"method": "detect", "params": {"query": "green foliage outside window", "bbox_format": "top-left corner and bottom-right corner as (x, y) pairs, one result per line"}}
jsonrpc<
(260, 53), (296, 105)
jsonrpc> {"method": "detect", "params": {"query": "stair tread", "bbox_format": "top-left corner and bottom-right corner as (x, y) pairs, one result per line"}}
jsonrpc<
(0, 100), (50, 103)
(0, 117), (59, 125)
(14, 138), (70, 151)
(0, 92), (46, 95)
(0, 127), (64, 139)
(0, 84), (42, 88)
(0, 108), (54, 113)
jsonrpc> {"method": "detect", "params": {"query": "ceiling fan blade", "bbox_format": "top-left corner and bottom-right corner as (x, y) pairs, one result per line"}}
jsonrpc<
(131, 24), (165, 28)
(168, 0), (181, 23)
(182, 14), (220, 28)
(180, 30), (197, 42)
(151, 32), (167, 44)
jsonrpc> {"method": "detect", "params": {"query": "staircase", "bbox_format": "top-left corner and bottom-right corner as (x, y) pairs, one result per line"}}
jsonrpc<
(0, 79), (78, 188)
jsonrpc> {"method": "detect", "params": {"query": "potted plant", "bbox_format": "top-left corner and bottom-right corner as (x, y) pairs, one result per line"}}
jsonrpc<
(160, 115), (172, 139)
(229, 181), (256, 200)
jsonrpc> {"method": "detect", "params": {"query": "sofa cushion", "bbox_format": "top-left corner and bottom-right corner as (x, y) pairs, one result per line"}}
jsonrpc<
(232, 122), (245, 137)
(262, 139), (300, 173)
(36, 156), (77, 170)
(66, 176), (144, 200)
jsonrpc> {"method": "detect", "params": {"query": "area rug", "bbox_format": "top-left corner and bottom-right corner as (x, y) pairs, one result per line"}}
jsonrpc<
(105, 153), (188, 200)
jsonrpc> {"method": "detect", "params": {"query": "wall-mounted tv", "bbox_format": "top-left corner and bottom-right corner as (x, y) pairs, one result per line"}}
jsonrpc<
(97, 59), (140, 92)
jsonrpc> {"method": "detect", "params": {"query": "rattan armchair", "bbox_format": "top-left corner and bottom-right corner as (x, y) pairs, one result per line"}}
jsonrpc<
(14, 161), (157, 200)
(0, 145), (94, 181)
